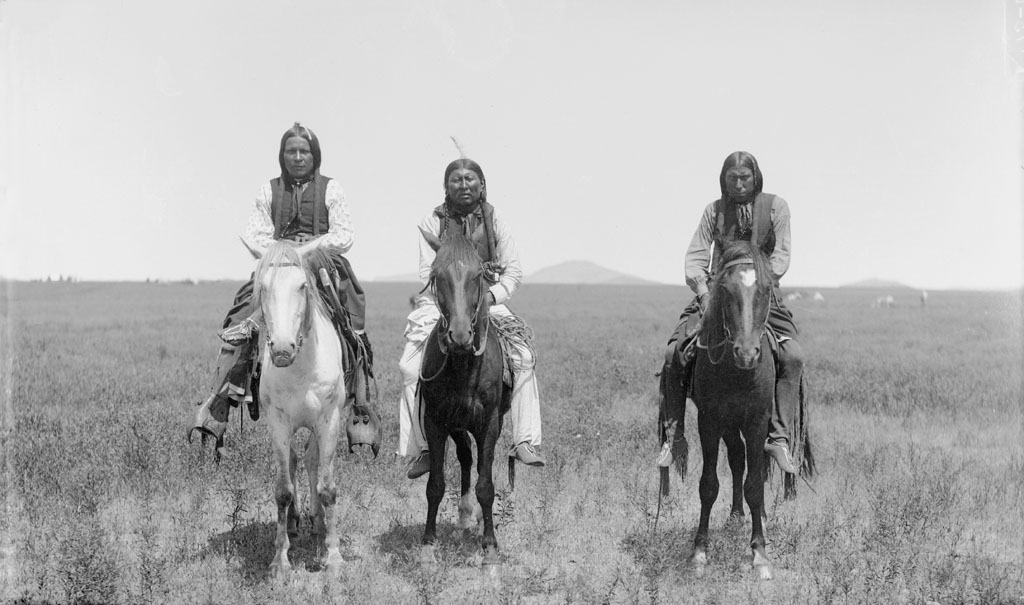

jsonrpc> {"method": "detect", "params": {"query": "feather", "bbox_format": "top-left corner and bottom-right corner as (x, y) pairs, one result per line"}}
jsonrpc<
(449, 136), (467, 159)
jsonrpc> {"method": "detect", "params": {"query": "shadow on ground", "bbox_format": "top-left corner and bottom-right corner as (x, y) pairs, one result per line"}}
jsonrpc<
(204, 519), (356, 582)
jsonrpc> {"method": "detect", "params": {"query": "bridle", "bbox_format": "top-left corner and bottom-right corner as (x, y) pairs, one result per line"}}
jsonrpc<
(701, 257), (771, 366)
(259, 261), (312, 357)
(428, 268), (490, 359)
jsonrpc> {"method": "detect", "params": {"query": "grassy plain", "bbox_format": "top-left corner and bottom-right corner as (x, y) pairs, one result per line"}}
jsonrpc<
(1, 280), (1021, 604)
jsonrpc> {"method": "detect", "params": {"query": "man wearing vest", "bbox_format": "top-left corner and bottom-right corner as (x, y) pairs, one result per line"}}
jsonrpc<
(189, 123), (372, 454)
(397, 158), (545, 479)
(659, 151), (802, 474)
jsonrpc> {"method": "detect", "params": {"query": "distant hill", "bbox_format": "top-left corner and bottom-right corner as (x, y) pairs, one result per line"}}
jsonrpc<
(528, 260), (659, 285)
(840, 278), (914, 290)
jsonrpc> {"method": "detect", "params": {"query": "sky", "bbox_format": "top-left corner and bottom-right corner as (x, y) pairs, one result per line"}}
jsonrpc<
(2, 0), (1021, 290)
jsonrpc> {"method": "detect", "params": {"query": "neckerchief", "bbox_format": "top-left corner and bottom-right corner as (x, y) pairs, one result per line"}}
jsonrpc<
(736, 200), (752, 235)
(287, 174), (316, 219)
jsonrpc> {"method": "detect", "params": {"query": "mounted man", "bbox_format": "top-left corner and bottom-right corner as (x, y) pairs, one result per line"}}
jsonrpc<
(188, 122), (376, 456)
(397, 157), (545, 479)
(659, 151), (804, 475)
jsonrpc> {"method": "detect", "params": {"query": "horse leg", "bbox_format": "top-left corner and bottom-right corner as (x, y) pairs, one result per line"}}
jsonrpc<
(305, 436), (323, 535)
(476, 412), (503, 573)
(452, 430), (477, 530)
(692, 419), (721, 577)
(313, 409), (344, 573)
(269, 423), (295, 576)
(287, 446), (300, 537)
(722, 428), (746, 524)
(422, 415), (447, 548)
(743, 423), (773, 581)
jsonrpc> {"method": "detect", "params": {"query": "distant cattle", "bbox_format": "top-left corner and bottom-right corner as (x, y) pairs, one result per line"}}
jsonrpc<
(872, 295), (895, 308)
(812, 292), (825, 302)
(785, 292), (803, 302)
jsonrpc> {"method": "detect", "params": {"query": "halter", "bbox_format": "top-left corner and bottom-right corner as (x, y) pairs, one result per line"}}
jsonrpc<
(259, 261), (313, 357)
(700, 256), (771, 366)
(429, 267), (490, 357)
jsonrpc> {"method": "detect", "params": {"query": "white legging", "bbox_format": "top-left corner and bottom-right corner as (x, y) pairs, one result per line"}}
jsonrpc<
(396, 299), (542, 456)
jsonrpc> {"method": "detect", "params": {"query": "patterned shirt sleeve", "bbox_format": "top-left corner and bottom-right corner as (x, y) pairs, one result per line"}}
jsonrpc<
(684, 202), (717, 297)
(769, 196), (791, 284)
(488, 206), (522, 305)
(320, 179), (354, 253)
(243, 183), (276, 255)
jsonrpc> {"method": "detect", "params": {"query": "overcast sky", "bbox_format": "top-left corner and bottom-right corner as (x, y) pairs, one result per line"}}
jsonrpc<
(3, 0), (1021, 290)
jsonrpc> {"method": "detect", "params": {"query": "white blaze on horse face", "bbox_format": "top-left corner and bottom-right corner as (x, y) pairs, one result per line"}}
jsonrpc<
(739, 269), (756, 288)
(264, 268), (307, 359)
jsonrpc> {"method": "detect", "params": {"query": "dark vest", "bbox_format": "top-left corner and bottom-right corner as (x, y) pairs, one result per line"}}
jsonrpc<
(713, 192), (775, 274)
(433, 200), (498, 264)
(270, 174), (332, 240)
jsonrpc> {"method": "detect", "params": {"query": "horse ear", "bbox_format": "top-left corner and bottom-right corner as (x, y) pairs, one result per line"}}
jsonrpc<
(296, 239), (319, 258)
(240, 236), (263, 259)
(419, 227), (441, 252)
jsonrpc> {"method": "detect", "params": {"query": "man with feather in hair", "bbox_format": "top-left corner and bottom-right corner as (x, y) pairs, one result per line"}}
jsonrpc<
(397, 154), (546, 479)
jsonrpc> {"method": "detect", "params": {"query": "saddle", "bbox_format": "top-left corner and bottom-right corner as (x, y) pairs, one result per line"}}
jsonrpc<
(239, 251), (381, 455)
(674, 321), (785, 391)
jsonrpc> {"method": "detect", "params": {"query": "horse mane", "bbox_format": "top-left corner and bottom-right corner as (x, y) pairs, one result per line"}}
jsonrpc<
(430, 224), (482, 281)
(714, 241), (773, 291)
(707, 241), (773, 319)
(251, 241), (325, 317)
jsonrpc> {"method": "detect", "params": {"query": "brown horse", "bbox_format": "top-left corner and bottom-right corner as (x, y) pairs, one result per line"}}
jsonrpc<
(689, 240), (779, 580)
(417, 224), (511, 574)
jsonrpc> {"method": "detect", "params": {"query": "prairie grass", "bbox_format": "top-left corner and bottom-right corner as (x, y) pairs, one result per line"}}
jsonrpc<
(1, 281), (1020, 604)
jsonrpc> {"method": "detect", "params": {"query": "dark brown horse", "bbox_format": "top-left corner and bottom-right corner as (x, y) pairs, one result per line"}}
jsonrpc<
(417, 224), (511, 574)
(690, 240), (779, 580)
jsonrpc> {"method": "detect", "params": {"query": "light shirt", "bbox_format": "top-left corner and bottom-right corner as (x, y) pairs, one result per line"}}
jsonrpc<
(243, 179), (354, 255)
(415, 205), (523, 306)
(684, 195), (792, 297)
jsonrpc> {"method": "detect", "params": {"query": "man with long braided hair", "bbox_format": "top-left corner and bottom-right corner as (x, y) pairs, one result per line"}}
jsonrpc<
(659, 151), (803, 474)
(188, 123), (372, 454)
(397, 158), (545, 479)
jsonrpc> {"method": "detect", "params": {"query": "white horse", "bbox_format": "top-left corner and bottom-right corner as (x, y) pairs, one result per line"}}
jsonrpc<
(249, 239), (348, 576)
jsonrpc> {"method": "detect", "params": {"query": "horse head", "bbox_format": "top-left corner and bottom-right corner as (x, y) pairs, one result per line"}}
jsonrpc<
(251, 240), (321, 367)
(420, 225), (489, 356)
(707, 241), (773, 370)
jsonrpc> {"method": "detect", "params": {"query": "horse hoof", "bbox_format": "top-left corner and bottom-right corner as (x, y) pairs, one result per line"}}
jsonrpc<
(691, 551), (708, 577)
(481, 561), (501, 579)
(324, 551), (345, 574)
(269, 561), (291, 578)
(419, 545), (437, 567)
(752, 549), (772, 580)
(727, 512), (745, 527)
